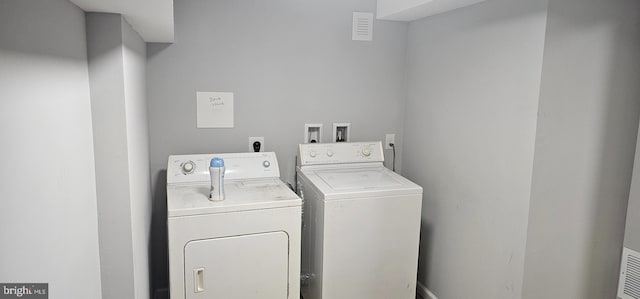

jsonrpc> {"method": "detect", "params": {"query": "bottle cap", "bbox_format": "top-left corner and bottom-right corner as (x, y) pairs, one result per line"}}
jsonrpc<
(210, 157), (224, 167)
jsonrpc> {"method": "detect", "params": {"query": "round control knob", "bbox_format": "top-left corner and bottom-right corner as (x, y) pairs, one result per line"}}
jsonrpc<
(263, 160), (271, 168)
(361, 148), (371, 157)
(181, 161), (196, 174)
(326, 150), (334, 157)
(309, 151), (317, 158)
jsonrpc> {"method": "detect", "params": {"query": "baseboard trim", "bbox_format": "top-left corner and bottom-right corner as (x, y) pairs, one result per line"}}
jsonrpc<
(417, 281), (438, 299)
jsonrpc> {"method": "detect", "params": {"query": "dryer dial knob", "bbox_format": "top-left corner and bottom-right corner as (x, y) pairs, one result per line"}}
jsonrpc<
(309, 151), (317, 158)
(327, 150), (334, 157)
(181, 161), (196, 174)
(263, 160), (271, 168)
(361, 148), (371, 157)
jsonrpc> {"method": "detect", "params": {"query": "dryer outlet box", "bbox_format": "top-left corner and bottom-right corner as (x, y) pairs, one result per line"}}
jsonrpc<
(249, 137), (264, 152)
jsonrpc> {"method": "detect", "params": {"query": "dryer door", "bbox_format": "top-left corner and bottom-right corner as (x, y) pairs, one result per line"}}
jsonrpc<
(184, 231), (289, 299)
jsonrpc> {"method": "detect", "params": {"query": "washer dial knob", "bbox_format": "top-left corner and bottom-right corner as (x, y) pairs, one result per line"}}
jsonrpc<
(181, 161), (196, 174)
(361, 148), (371, 157)
(309, 151), (317, 158)
(327, 150), (334, 157)
(263, 160), (271, 168)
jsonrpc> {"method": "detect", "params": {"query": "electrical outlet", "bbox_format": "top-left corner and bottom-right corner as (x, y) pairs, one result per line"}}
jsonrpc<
(385, 134), (395, 149)
(249, 137), (264, 152)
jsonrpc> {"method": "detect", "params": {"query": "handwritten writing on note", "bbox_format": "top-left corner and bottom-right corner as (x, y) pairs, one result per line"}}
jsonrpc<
(196, 92), (234, 128)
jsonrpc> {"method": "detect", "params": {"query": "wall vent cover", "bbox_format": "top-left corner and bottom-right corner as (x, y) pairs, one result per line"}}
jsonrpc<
(619, 247), (640, 299)
(352, 12), (373, 41)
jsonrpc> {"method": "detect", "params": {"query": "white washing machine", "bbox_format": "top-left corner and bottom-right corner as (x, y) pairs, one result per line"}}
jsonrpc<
(296, 141), (423, 299)
(167, 152), (301, 299)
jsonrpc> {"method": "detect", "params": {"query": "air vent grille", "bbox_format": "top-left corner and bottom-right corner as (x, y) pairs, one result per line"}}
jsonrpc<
(619, 247), (640, 299)
(352, 12), (373, 41)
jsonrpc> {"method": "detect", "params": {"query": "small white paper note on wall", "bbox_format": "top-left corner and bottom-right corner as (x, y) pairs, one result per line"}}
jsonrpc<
(196, 92), (234, 128)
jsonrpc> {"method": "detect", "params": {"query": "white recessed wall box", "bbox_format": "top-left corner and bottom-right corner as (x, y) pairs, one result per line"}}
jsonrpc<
(376, 0), (487, 21)
(304, 124), (323, 144)
(332, 123), (351, 142)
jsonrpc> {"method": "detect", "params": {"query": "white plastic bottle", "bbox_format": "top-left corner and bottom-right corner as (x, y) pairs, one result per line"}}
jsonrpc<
(209, 157), (225, 201)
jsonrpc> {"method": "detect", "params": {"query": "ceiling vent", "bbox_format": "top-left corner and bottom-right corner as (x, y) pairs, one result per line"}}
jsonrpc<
(352, 12), (373, 41)
(618, 247), (640, 299)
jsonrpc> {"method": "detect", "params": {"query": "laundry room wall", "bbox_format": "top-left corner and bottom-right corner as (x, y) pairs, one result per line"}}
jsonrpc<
(0, 0), (103, 298)
(522, 0), (640, 297)
(146, 0), (408, 294)
(86, 13), (152, 299)
(402, 0), (548, 298)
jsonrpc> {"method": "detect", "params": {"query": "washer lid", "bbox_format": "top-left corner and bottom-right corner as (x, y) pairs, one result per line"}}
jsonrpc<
(300, 166), (423, 200)
(317, 169), (402, 190)
(167, 179), (301, 217)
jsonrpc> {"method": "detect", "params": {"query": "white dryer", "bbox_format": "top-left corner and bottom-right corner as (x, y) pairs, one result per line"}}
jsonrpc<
(297, 141), (423, 299)
(167, 152), (301, 299)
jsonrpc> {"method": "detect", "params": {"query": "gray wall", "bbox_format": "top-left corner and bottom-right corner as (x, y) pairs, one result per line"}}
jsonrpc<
(522, 0), (640, 297)
(403, 0), (548, 298)
(146, 0), (408, 292)
(626, 121), (640, 252)
(87, 13), (151, 299)
(0, 0), (103, 298)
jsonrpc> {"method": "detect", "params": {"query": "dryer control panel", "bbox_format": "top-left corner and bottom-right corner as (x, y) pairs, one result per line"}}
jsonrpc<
(167, 152), (280, 184)
(298, 141), (384, 166)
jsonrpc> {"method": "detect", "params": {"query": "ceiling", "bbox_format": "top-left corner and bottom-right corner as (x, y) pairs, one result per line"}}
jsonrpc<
(377, 0), (487, 21)
(69, 0), (486, 42)
(70, 0), (174, 43)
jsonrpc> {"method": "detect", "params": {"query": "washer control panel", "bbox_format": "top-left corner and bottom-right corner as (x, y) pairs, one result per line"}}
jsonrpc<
(167, 152), (280, 184)
(298, 141), (384, 166)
